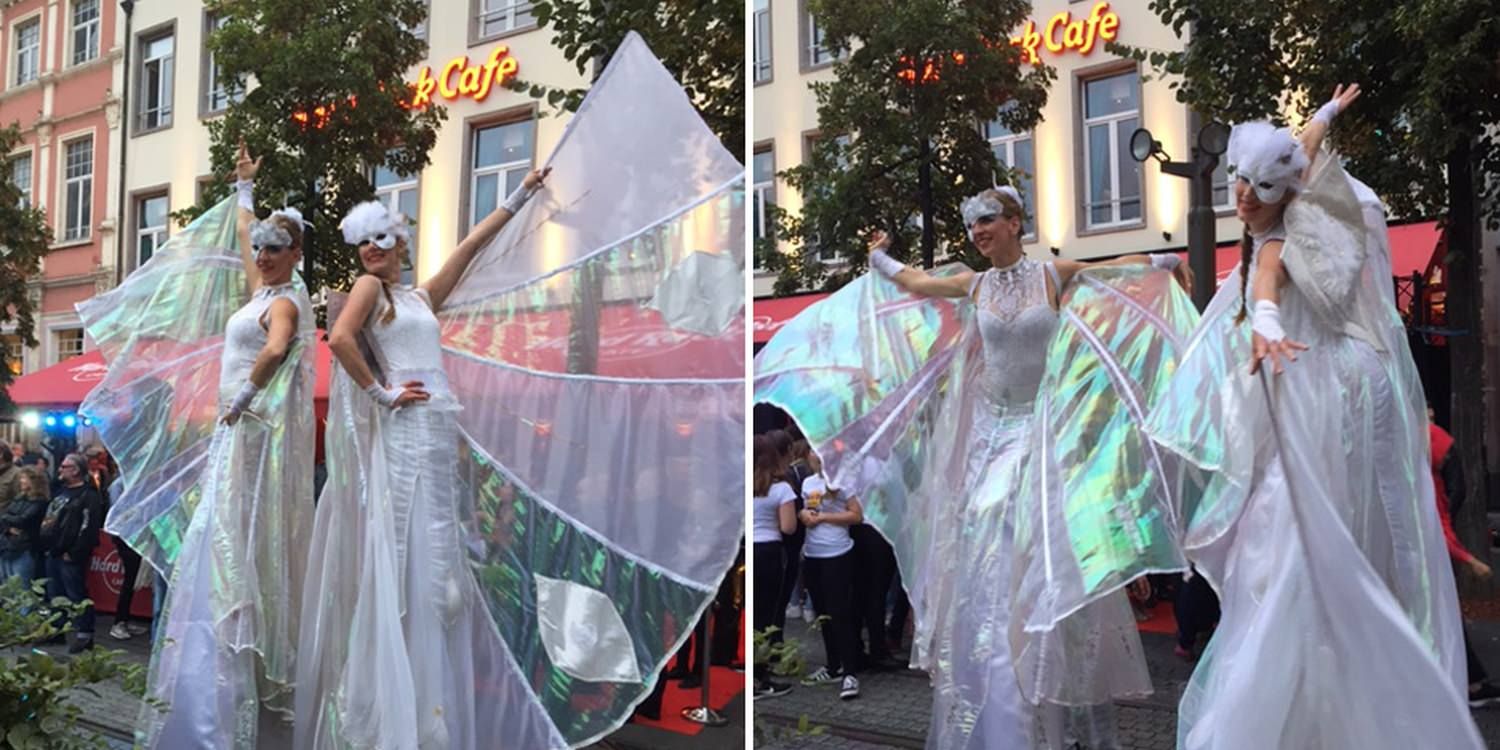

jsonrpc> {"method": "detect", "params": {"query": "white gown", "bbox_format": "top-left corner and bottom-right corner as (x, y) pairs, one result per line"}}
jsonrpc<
(297, 283), (567, 750)
(139, 281), (316, 749)
(1147, 153), (1481, 749)
(923, 259), (1150, 750)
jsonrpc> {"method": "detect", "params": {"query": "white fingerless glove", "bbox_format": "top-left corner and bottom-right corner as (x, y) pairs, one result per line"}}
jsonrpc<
(501, 183), (538, 215)
(1151, 254), (1181, 271)
(869, 248), (906, 278)
(1310, 99), (1340, 128)
(365, 382), (404, 409)
(234, 179), (255, 212)
(223, 381), (259, 420)
(1252, 299), (1285, 343)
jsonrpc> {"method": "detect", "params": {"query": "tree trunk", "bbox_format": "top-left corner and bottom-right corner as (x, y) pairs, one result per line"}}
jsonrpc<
(1446, 138), (1492, 595)
(917, 137), (935, 269)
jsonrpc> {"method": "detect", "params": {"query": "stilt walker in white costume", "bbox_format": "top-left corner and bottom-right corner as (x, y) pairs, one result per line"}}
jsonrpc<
(1146, 84), (1484, 749)
(80, 142), (316, 749)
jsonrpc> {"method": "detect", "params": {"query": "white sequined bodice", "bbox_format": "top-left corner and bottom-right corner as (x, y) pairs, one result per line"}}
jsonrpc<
(973, 258), (1058, 408)
(365, 284), (454, 401)
(219, 283), (313, 401)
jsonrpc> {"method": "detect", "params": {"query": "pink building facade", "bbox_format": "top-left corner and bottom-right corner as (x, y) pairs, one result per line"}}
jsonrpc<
(0, 0), (121, 375)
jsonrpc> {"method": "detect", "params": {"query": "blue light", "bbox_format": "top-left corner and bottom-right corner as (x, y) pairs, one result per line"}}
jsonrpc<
(43, 416), (56, 427)
(62, 415), (76, 428)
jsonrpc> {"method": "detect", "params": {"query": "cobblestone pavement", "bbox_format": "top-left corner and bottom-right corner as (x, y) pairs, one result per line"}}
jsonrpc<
(755, 616), (1500, 749)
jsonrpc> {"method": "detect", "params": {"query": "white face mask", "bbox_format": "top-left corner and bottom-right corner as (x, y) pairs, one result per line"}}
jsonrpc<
(360, 232), (399, 250)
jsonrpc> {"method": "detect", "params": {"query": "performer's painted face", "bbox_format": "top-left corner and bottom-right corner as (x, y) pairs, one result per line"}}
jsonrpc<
(357, 235), (407, 278)
(252, 240), (302, 286)
(968, 212), (1020, 261)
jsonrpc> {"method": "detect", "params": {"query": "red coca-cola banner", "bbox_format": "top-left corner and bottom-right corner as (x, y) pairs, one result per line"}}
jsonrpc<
(85, 531), (153, 619)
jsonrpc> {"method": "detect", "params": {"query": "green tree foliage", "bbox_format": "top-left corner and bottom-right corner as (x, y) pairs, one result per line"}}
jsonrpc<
(519, 0), (744, 158)
(178, 0), (447, 295)
(765, 0), (1054, 295)
(0, 125), (52, 412)
(1113, 0), (1500, 571)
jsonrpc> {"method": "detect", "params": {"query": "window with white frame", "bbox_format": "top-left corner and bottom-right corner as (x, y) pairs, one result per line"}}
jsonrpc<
(752, 147), (775, 271)
(136, 194), (168, 267)
(753, 0), (772, 84)
(1081, 70), (1143, 229)
(10, 152), (32, 209)
(1211, 158), (1234, 211)
(55, 328), (85, 363)
(71, 0), (100, 65)
(138, 31), (175, 130)
(476, 0), (534, 39)
(804, 11), (841, 68)
(982, 117), (1037, 239)
(374, 159), (420, 284)
(61, 138), (93, 242)
(468, 119), (534, 230)
(13, 18), (40, 86)
(203, 14), (243, 114)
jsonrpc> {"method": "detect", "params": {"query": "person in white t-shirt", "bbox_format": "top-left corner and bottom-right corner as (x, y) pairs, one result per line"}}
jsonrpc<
(796, 445), (865, 701)
(752, 434), (798, 698)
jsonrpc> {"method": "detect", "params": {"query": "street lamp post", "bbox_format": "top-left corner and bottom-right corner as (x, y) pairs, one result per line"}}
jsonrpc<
(1129, 114), (1229, 311)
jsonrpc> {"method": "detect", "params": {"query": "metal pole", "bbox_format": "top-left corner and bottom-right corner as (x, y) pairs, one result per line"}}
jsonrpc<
(1186, 110), (1218, 311)
(680, 613), (728, 726)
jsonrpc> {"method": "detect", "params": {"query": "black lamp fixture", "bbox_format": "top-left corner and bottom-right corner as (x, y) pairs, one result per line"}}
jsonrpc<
(1128, 118), (1229, 310)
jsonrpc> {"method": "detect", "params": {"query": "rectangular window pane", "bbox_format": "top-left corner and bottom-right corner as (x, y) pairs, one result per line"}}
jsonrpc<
(753, 150), (774, 246)
(472, 173), (498, 227)
(16, 19), (40, 85)
(1088, 124), (1111, 225)
(1212, 159), (1231, 207)
(1013, 139), (1036, 237)
(474, 120), (534, 168)
(140, 34), (176, 129)
(479, 0), (532, 36)
(11, 153), (31, 209)
(1084, 71), (1138, 119)
(72, 0), (99, 65)
(1117, 116), (1141, 221)
(56, 329), (84, 363)
(753, 4), (771, 83)
(64, 140), (93, 241)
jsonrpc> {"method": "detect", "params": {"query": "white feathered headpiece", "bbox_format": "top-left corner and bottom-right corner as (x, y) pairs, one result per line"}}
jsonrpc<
(1226, 121), (1308, 204)
(340, 200), (411, 249)
(960, 185), (1024, 230)
(249, 206), (311, 250)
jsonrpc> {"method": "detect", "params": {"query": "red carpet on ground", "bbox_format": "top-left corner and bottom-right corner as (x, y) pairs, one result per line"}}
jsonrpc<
(632, 611), (747, 736)
(632, 666), (746, 736)
(1136, 601), (1178, 635)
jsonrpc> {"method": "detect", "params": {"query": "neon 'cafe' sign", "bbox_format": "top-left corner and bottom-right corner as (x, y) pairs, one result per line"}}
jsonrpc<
(1010, 2), (1120, 65)
(411, 45), (520, 108)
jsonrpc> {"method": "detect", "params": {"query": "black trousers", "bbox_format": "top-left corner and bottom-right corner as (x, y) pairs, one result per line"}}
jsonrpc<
(887, 569), (910, 647)
(112, 535), (145, 623)
(1466, 625), (1489, 685)
(1174, 570), (1220, 649)
(773, 531), (804, 644)
(803, 549), (859, 676)
(850, 524), (896, 661)
(753, 541), (785, 681)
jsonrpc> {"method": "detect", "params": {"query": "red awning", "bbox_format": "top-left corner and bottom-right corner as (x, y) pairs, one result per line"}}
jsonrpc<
(752, 292), (827, 343)
(1202, 220), (1440, 287)
(754, 221), (1443, 343)
(9, 332), (335, 408)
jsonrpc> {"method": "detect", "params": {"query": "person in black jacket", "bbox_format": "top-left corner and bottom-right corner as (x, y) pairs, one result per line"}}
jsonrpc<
(37, 453), (103, 653)
(0, 467), (49, 585)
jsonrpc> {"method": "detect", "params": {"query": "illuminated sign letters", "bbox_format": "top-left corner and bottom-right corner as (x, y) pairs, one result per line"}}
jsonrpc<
(1010, 2), (1120, 65)
(412, 45), (520, 108)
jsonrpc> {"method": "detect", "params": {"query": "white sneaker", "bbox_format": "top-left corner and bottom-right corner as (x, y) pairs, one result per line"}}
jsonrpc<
(785, 604), (800, 621)
(108, 622), (132, 641)
(800, 666), (840, 686)
(801, 602), (816, 622)
(839, 674), (860, 700)
(125, 621), (149, 635)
